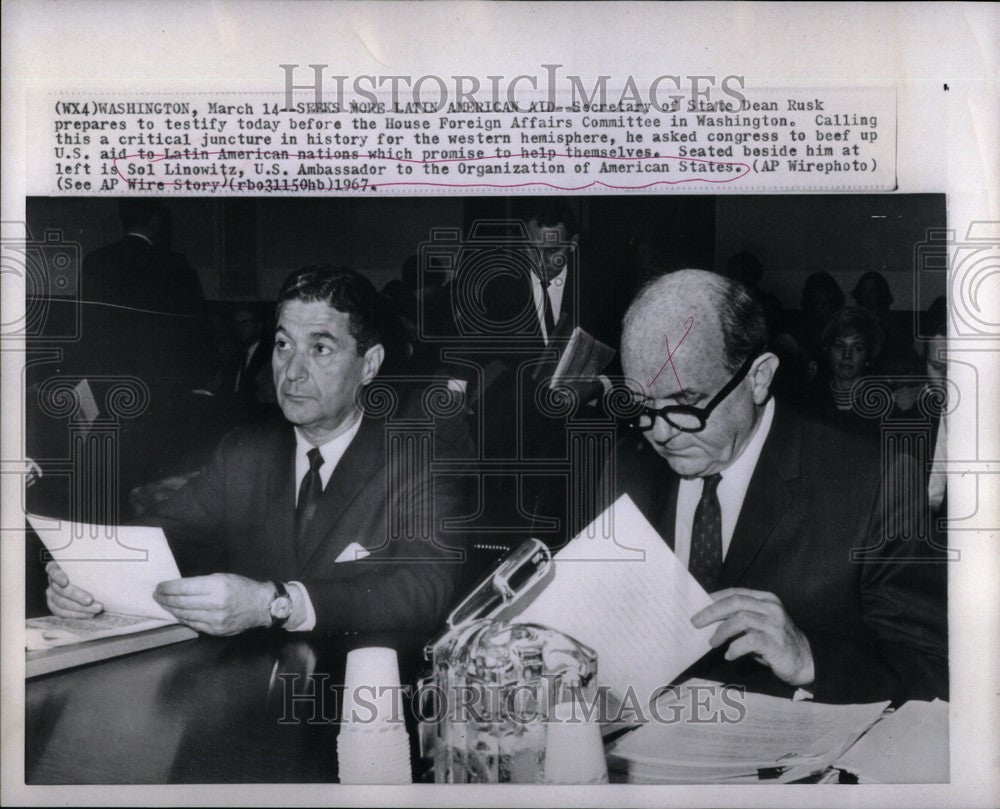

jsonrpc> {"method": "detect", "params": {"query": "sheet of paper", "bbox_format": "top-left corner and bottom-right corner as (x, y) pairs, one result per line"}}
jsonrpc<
(25, 614), (172, 649)
(507, 494), (715, 706)
(609, 680), (889, 778)
(28, 514), (182, 622)
(835, 699), (949, 783)
(72, 378), (99, 426)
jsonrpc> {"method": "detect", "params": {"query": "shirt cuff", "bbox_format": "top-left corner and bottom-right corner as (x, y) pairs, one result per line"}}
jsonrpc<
(286, 580), (317, 632)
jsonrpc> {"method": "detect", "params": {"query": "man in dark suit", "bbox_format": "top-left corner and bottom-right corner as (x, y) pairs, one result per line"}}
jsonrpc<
(83, 199), (204, 316)
(75, 200), (210, 510)
(609, 269), (947, 705)
(46, 266), (467, 638)
(450, 201), (622, 557)
(220, 303), (277, 425)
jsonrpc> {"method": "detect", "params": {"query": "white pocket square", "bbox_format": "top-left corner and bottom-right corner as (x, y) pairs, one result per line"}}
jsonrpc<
(334, 542), (371, 563)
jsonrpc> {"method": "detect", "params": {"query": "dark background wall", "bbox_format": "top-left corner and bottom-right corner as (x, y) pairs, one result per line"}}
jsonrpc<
(26, 194), (945, 310)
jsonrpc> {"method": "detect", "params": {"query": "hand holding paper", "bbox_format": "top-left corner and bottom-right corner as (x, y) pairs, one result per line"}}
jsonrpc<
(692, 587), (815, 687)
(30, 514), (183, 623)
(153, 574), (273, 636)
(45, 561), (104, 618)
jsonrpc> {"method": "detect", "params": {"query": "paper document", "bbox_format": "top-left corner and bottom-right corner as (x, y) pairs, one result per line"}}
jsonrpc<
(25, 613), (172, 650)
(72, 378), (99, 426)
(506, 494), (715, 706)
(28, 514), (182, 622)
(608, 679), (889, 783)
(548, 327), (616, 389)
(835, 699), (949, 783)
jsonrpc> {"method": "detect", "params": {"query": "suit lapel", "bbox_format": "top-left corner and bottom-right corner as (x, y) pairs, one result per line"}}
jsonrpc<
(295, 415), (385, 573)
(716, 404), (800, 588)
(653, 472), (680, 551)
(263, 427), (298, 578)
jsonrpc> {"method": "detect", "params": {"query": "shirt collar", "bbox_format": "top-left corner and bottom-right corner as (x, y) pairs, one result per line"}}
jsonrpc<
(719, 397), (775, 487)
(293, 414), (363, 488)
(530, 266), (568, 289)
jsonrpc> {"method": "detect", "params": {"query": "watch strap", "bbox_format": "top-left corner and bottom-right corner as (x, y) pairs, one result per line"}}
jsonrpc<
(270, 580), (291, 627)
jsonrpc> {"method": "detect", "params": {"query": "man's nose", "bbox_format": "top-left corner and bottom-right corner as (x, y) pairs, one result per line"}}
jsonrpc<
(649, 414), (680, 444)
(284, 351), (308, 380)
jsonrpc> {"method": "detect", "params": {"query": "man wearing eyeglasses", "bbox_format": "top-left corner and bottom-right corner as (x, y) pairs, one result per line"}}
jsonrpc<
(612, 269), (947, 705)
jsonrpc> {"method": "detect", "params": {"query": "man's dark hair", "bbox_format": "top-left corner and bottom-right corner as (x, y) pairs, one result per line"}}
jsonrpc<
(511, 198), (579, 237)
(713, 273), (769, 371)
(276, 265), (383, 355)
(118, 199), (167, 231)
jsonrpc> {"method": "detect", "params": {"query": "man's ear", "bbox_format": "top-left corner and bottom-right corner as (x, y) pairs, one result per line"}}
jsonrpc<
(361, 343), (385, 385)
(749, 352), (779, 405)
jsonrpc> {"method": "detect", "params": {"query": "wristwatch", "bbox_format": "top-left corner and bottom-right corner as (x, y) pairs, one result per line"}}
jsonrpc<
(268, 580), (293, 628)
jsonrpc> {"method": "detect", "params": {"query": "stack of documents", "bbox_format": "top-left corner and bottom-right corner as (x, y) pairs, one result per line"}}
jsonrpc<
(25, 514), (197, 676)
(607, 680), (889, 784)
(834, 699), (949, 783)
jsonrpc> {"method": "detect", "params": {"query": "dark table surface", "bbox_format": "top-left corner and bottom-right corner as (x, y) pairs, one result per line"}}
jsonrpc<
(26, 629), (431, 784)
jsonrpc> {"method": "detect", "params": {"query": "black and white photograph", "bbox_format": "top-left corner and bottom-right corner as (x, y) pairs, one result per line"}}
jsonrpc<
(2, 2), (997, 807)
(19, 193), (952, 785)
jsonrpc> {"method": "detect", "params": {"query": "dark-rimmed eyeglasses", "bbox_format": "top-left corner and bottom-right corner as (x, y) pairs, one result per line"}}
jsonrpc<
(630, 354), (756, 434)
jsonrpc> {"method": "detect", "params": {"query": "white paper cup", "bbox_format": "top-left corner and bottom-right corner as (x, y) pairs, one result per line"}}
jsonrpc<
(543, 700), (609, 784)
(338, 728), (413, 784)
(342, 647), (404, 726)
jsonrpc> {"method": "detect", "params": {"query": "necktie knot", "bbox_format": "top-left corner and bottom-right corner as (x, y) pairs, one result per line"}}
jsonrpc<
(306, 447), (324, 474)
(702, 473), (722, 494)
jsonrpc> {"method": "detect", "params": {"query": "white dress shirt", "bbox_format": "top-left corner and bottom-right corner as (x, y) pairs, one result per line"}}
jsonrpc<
(928, 412), (947, 511)
(529, 266), (567, 343)
(673, 398), (775, 570)
(285, 414), (364, 631)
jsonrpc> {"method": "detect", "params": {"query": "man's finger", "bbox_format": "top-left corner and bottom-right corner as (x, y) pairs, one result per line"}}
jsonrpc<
(692, 594), (776, 627)
(709, 610), (772, 648)
(723, 629), (770, 662)
(153, 591), (222, 611)
(45, 561), (69, 588)
(155, 576), (216, 597)
(709, 587), (780, 604)
(47, 588), (103, 617)
(49, 578), (96, 606)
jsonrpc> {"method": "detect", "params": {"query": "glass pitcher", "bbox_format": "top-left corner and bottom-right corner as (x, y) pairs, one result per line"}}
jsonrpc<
(418, 539), (598, 783)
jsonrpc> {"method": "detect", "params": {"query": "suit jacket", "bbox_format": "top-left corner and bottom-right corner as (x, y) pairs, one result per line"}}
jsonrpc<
(219, 338), (278, 426)
(606, 402), (948, 705)
(150, 414), (468, 637)
(83, 234), (204, 316)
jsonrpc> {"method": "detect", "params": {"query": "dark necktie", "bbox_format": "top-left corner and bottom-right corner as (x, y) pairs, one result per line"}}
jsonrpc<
(689, 473), (723, 591)
(539, 276), (556, 340)
(294, 447), (324, 545)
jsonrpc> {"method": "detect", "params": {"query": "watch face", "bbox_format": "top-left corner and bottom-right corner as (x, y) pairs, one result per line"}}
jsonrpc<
(270, 596), (293, 621)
